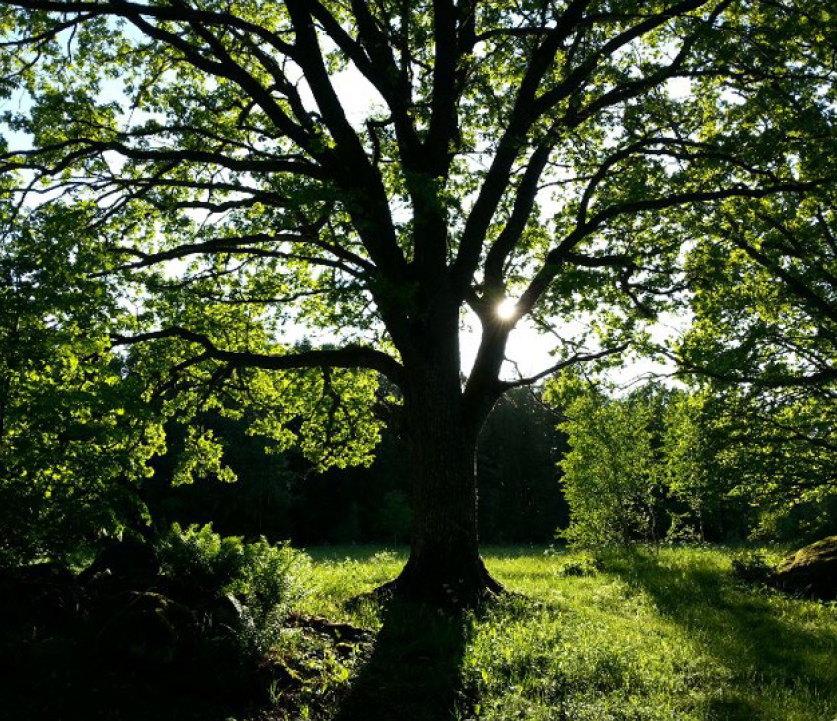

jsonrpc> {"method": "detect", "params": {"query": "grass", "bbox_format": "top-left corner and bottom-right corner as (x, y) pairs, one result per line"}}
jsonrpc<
(288, 544), (837, 721)
(10, 544), (830, 720)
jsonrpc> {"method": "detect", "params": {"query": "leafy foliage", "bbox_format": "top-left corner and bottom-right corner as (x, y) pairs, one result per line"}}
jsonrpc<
(678, 385), (837, 541)
(670, 185), (837, 538)
(156, 522), (309, 657)
(0, 202), (164, 564)
(550, 373), (837, 547)
(547, 375), (664, 546)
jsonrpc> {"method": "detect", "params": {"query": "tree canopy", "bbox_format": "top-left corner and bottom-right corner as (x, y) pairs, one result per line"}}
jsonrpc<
(1, 0), (836, 598)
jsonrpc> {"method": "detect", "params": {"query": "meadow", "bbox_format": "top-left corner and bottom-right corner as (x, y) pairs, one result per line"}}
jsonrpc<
(284, 545), (837, 721)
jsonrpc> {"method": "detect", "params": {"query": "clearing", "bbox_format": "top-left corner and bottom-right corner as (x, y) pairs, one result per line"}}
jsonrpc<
(295, 545), (837, 721)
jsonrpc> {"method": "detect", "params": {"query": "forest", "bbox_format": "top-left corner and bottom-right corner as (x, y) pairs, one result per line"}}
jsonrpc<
(1, 0), (837, 719)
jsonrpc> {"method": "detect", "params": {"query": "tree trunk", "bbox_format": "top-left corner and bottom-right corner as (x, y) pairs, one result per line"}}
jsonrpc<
(389, 358), (503, 605)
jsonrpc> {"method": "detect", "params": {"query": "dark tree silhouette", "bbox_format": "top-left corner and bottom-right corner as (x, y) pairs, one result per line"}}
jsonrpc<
(1, 0), (833, 601)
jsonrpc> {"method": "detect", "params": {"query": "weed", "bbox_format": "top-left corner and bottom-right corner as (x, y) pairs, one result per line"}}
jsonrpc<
(555, 554), (602, 577)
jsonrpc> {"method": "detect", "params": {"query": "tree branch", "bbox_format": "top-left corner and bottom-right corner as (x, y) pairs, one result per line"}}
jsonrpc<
(500, 343), (629, 389)
(517, 179), (833, 318)
(112, 327), (404, 384)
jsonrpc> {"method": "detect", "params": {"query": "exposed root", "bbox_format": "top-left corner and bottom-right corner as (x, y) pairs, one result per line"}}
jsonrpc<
(286, 613), (372, 642)
(346, 558), (508, 611)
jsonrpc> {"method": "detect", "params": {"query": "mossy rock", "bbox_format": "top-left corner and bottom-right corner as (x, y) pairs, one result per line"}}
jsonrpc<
(774, 535), (837, 600)
(94, 591), (196, 666)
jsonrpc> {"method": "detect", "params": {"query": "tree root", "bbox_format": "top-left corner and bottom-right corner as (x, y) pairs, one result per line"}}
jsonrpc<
(346, 560), (508, 611)
(286, 612), (372, 642)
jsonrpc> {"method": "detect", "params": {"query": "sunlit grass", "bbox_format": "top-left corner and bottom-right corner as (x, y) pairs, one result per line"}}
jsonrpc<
(299, 545), (837, 721)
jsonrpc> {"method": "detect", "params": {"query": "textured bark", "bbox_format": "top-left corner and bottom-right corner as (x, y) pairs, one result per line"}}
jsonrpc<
(388, 351), (504, 605)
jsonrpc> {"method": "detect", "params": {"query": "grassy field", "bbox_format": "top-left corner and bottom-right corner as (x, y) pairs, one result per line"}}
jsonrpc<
(284, 545), (837, 721)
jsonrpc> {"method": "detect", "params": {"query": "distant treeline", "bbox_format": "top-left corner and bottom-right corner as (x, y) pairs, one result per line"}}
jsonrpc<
(144, 375), (837, 549)
(144, 388), (569, 546)
(550, 377), (837, 547)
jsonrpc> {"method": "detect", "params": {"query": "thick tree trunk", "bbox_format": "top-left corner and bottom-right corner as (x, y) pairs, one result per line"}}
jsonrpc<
(389, 358), (503, 605)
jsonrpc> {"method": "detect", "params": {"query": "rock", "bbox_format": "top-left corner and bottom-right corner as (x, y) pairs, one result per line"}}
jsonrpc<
(774, 535), (837, 600)
(0, 563), (82, 634)
(94, 591), (195, 666)
(80, 534), (160, 587)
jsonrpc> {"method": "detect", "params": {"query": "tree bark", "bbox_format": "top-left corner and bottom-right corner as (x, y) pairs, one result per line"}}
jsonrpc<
(388, 352), (504, 605)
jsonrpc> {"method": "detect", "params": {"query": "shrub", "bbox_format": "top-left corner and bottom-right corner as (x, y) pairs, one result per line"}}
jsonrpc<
(731, 552), (774, 585)
(156, 522), (250, 594)
(549, 380), (663, 547)
(556, 555), (603, 577)
(155, 523), (310, 660)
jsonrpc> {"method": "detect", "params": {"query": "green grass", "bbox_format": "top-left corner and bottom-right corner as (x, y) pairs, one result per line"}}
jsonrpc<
(291, 545), (837, 721)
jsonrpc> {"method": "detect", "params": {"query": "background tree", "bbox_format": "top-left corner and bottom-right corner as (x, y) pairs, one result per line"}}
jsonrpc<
(144, 388), (565, 546)
(548, 375), (662, 546)
(670, 380), (837, 542)
(477, 387), (568, 543)
(673, 189), (837, 539)
(550, 373), (837, 547)
(0, 200), (164, 563)
(1, 0), (834, 600)
(661, 389), (732, 541)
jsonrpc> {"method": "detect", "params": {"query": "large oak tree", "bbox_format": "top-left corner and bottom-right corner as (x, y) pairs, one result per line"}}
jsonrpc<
(1, 0), (834, 601)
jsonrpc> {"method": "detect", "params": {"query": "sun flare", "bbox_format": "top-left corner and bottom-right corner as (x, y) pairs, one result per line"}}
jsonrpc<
(496, 298), (518, 320)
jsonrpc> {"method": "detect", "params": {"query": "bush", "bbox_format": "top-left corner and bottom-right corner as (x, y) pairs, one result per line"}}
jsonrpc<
(156, 523), (249, 593)
(731, 552), (774, 585)
(548, 379), (663, 547)
(556, 555), (603, 577)
(155, 523), (309, 659)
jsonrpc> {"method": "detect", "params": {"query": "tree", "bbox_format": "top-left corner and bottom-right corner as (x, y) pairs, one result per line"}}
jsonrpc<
(549, 378), (764, 546)
(666, 379), (837, 541)
(548, 375), (662, 546)
(678, 193), (837, 389)
(1, 0), (834, 600)
(672, 188), (837, 534)
(477, 387), (568, 543)
(660, 388), (749, 540)
(654, 20), (837, 535)
(0, 200), (164, 563)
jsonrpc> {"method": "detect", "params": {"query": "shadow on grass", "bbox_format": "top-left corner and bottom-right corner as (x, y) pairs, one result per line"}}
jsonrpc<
(606, 549), (837, 719)
(334, 599), (472, 721)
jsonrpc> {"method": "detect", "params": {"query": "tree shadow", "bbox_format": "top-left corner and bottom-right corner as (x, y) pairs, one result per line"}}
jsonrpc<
(606, 549), (837, 719)
(333, 599), (472, 721)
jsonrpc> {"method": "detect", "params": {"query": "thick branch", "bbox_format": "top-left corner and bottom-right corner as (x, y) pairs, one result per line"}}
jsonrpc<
(483, 138), (556, 294)
(517, 179), (832, 317)
(112, 327), (404, 384)
(452, 0), (595, 292)
(453, 0), (713, 295)
(107, 231), (374, 277)
(1, 140), (328, 180)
